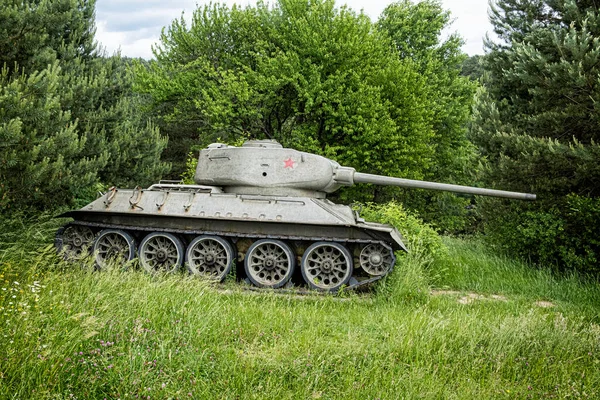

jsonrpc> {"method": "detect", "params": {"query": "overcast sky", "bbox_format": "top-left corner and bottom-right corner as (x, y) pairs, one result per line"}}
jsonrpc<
(95, 0), (493, 59)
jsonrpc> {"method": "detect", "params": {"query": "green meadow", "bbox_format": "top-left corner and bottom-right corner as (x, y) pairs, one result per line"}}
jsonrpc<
(1, 219), (598, 399)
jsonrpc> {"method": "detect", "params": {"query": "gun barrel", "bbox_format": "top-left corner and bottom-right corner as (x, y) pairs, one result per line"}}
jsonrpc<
(353, 172), (536, 201)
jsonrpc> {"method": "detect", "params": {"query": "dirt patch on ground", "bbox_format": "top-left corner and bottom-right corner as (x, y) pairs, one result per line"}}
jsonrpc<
(534, 300), (555, 308)
(430, 290), (461, 296)
(431, 290), (508, 304)
(432, 289), (558, 309)
(457, 293), (486, 304)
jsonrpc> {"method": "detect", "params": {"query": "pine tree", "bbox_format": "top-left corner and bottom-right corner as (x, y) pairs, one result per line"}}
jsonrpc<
(0, 0), (168, 211)
(0, 0), (97, 75)
(471, 0), (600, 273)
(0, 63), (103, 209)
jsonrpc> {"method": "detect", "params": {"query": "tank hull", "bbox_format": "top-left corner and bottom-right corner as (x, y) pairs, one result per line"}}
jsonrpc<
(56, 185), (406, 290)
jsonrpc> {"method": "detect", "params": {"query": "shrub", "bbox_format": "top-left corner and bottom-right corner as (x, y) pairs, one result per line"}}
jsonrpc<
(360, 202), (444, 303)
(482, 194), (600, 277)
(360, 201), (447, 260)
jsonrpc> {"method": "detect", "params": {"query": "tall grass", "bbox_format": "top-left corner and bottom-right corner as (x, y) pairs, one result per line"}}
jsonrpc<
(432, 237), (600, 322)
(1, 219), (599, 398)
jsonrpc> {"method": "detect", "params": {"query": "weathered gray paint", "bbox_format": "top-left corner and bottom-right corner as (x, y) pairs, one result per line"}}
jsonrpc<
(61, 185), (407, 251)
(353, 173), (536, 200)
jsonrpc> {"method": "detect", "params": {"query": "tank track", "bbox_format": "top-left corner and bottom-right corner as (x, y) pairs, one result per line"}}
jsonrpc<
(55, 220), (395, 291)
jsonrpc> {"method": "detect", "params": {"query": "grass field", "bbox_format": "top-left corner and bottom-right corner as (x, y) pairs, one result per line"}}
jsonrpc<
(1, 218), (599, 399)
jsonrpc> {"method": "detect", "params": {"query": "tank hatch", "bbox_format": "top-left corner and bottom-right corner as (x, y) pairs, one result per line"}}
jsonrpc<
(241, 139), (283, 149)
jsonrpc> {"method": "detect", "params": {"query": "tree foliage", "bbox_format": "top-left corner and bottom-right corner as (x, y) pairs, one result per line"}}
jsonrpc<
(0, 0), (169, 211)
(135, 0), (476, 230)
(461, 55), (484, 80)
(0, 0), (97, 74)
(377, 0), (477, 231)
(471, 0), (600, 274)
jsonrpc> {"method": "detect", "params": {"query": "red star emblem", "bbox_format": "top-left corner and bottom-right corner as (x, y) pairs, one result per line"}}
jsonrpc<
(283, 157), (296, 169)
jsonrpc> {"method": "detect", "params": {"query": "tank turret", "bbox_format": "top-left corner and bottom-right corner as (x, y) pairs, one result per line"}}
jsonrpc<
(194, 139), (536, 201)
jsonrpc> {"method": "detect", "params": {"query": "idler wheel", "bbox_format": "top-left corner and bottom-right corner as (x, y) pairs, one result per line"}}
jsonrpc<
(56, 225), (95, 260)
(186, 235), (234, 282)
(245, 239), (295, 288)
(93, 229), (136, 269)
(359, 243), (395, 276)
(138, 232), (184, 274)
(301, 242), (353, 291)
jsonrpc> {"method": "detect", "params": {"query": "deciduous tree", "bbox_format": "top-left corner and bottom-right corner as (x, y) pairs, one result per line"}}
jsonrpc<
(136, 0), (476, 230)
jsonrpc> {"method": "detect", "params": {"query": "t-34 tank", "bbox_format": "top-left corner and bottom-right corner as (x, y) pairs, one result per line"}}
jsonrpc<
(56, 140), (536, 291)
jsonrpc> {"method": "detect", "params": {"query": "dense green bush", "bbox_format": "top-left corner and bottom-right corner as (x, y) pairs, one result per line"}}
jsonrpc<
(360, 201), (447, 261)
(482, 195), (600, 276)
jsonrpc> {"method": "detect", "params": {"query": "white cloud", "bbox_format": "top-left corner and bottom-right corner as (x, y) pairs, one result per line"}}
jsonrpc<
(440, 0), (493, 55)
(96, 20), (165, 58)
(96, 0), (200, 58)
(94, 0), (493, 59)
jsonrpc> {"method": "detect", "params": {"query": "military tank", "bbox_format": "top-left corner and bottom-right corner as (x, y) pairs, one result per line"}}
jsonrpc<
(55, 140), (535, 291)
